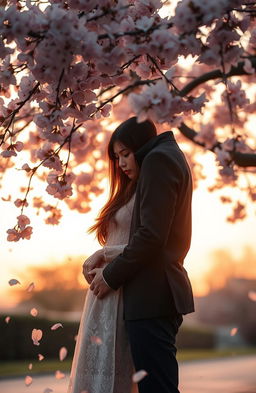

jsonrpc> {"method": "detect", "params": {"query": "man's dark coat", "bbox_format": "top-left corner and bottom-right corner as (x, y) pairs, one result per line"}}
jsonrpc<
(103, 131), (195, 320)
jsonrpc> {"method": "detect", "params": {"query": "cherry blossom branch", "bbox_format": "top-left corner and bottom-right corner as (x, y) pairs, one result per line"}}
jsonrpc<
(233, 8), (256, 13)
(96, 78), (159, 111)
(0, 82), (40, 146)
(20, 121), (78, 213)
(98, 21), (173, 41)
(220, 44), (236, 133)
(55, 68), (65, 109)
(179, 56), (256, 96)
(79, 4), (131, 22)
(147, 54), (179, 92)
(63, 119), (75, 176)
(178, 57), (256, 167)
(179, 122), (256, 167)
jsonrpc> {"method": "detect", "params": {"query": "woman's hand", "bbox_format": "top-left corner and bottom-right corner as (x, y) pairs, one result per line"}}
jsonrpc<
(82, 249), (105, 284)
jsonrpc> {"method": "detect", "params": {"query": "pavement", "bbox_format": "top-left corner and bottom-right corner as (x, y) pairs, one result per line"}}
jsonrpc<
(0, 355), (256, 393)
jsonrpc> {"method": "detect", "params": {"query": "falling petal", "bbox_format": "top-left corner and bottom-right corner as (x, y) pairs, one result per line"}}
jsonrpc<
(43, 389), (53, 393)
(55, 370), (65, 379)
(248, 291), (256, 302)
(132, 370), (148, 383)
(27, 282), (35, 292)
(59, 346), (68, 361)
(32, 328), (43, 345)
(38, 353), (44, 361)
(25, 376), (33, 386)
(28, 363), (33, 370)
(8, 278), (20, 286)
(51, 323), (63, 330)
(30, 308), (38, 317)
(90, 336), (102, 345)
(230, 327), (238, 336)
(5, 316), (11, 323)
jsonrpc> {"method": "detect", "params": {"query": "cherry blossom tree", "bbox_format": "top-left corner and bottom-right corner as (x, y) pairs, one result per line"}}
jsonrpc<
(1, 0), (256, 241)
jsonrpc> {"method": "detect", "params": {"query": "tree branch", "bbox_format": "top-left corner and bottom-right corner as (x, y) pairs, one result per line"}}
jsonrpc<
(179, 56), (256, 97)
(178, 57), (256, 167)
(178, 123), (256, 167)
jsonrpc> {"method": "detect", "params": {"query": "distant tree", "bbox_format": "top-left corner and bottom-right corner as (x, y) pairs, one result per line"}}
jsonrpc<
(13, 256), (88, 311)
(204, 246), (256, 292)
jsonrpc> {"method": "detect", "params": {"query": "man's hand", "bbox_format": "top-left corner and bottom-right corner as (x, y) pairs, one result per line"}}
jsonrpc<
(89, 268), (112, 299)
(82, 249), (105, 284)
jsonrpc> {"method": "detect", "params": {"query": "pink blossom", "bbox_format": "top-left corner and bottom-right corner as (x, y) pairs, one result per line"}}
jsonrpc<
(14, 198), (28, 208)
(22, 163), (32, 173)
(249, 28), (256, 47)
(17, 214), (30, 229)
(227, 202), (246, 223)
(243, 59), (254, 74)
(222, 80), (250, 109)
(45, 208), (62, 225)
(46, 172), (75, 200)
(7, 228), (21, 242)
(37, 143), (63, 171)
(194, 124), (217, 149)
(135, 16), (154, 32)
(214, 146), (231, 166)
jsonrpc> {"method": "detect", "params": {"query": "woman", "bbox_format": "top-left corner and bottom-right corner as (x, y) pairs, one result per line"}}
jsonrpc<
(67, 117), (157, 393)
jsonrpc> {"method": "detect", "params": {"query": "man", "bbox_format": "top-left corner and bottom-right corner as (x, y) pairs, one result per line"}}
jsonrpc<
(88, 122), (194, 393)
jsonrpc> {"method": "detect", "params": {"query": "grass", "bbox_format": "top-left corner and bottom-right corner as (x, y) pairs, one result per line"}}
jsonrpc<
(177, 347), (256, 362)
(0, 359), (72, 379)
(1, 348), (256, 378)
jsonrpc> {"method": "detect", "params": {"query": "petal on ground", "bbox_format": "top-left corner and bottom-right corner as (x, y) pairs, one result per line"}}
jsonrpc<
(55, 370), (65, 379)
(25, 376), (33, 386)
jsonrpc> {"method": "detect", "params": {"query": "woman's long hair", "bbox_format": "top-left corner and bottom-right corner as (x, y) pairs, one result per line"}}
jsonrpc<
(89, 117), (157, 245)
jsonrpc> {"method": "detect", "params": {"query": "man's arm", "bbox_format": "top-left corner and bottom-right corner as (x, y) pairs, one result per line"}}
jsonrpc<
(103, 151), (182, 290)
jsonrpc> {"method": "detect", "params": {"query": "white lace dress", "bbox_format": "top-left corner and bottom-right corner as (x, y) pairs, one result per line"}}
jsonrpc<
(67, 194), (138, 393)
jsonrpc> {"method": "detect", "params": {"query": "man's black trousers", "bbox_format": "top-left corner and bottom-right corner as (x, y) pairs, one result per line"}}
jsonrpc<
(125, 312), (183, 393)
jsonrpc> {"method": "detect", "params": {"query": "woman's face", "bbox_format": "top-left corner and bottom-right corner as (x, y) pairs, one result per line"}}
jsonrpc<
(113, 141), (139, 181)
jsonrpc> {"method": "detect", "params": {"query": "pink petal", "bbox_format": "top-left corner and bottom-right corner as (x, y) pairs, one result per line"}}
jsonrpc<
(132, 370), (148, 383)
(30, 308), (38, 317)
(248, 291), (256, 301)
(25, 376), (33, 386)
(28, 363), (33, 370)
(27, 282), (35, 292)
(5, 316), (11, 323)
(55, 370), (65, 379)
(38, 353), (44, 361)
(90, 336), (102, 345)
(230, 327), (238, 336)
(51, 323), (63, 330)
(8, 278), (20, 286)
(59, 346), (68, 361)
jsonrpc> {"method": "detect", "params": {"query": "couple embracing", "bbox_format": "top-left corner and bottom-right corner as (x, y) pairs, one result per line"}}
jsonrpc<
(67, 117), (194, 393)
